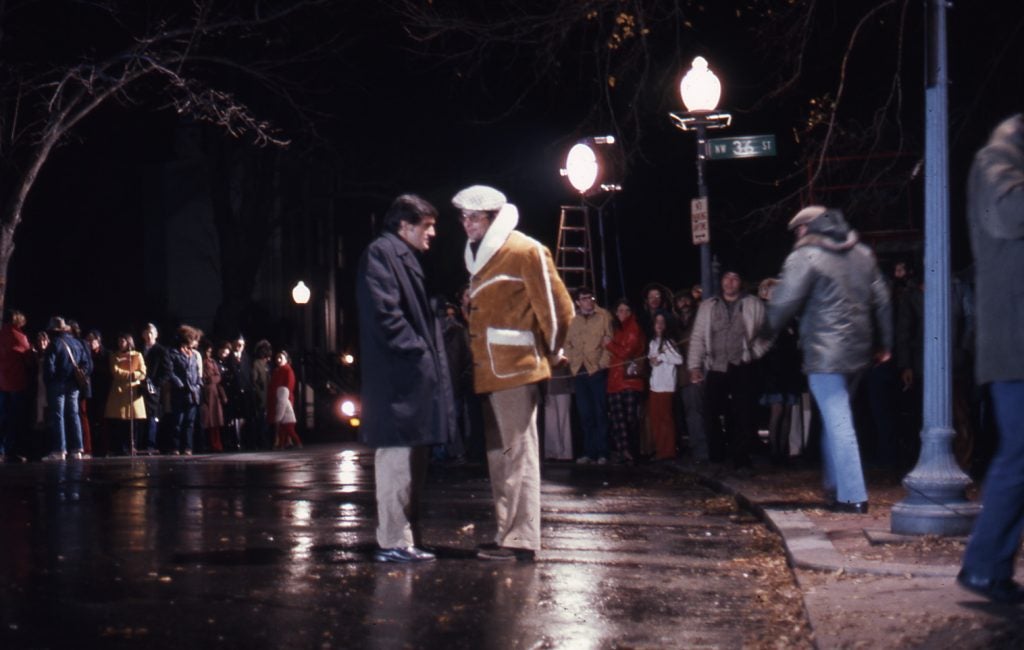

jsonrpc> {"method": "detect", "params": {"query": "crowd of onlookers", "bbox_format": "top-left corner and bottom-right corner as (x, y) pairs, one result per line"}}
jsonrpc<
(434, 259), (993, 479)
(0, 315), (304, 462)
(0, 260), (988, 476)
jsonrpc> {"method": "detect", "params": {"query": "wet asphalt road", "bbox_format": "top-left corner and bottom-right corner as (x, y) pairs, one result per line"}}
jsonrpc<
(0, 444), (809, 649)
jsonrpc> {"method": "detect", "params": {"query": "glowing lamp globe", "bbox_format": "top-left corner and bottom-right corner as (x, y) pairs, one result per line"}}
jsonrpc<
(291, 281), (311, 305)
(679, 56), (721, 113)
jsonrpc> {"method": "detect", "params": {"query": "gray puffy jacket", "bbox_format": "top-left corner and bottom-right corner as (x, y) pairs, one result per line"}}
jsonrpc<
(763, 209), (893, 374)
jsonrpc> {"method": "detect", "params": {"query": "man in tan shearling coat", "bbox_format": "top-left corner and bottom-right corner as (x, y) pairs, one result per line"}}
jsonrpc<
(454, 185), (574, 561)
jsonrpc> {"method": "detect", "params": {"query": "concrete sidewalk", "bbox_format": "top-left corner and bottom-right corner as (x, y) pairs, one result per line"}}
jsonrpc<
(694, 462), (1024, 649)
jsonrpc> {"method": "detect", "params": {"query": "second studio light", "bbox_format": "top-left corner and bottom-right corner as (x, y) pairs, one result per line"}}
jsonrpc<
(560, 136), (623, 195)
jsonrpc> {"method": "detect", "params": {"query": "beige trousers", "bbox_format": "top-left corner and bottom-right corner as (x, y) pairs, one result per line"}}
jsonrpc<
(484, 383), (541, 551)
(374, 446), (428, 548)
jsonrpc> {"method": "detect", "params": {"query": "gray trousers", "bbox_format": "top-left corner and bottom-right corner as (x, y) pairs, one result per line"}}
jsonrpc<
(484, 383), (542, 551)
(374, 446), (428, 548)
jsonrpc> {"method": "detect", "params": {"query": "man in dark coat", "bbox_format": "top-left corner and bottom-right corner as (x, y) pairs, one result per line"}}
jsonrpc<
(958, 115), (1024, 604)
(356, 194), (455, 563)
(140, 323), (171, 453)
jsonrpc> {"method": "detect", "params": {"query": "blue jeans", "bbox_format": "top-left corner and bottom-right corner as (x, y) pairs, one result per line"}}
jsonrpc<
(171, 405), (198, 453)
(143, 416), (160, 450)
(573, 369), (609, 460)
(47, 385), (83, 454)
(961, 381), (1024, 582)
(807, 373), (867, 503)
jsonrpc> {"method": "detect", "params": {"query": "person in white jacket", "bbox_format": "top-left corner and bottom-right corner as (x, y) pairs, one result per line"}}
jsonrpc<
(648, 311), (683, 460)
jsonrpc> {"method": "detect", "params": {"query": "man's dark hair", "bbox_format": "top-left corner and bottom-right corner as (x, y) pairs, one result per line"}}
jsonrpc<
(574, 287), (595, 301)
(382, 194), (437, 235)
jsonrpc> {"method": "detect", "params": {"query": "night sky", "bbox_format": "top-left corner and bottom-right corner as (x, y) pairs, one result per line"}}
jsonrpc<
(4, 1), (1024, 347)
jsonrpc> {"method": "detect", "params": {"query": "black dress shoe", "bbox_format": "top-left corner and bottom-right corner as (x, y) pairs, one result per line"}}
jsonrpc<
(828, 500), (869, 514)
(957, 570), (1024, 604)
(477, 546), (536, 562)
(374, 546), (437, 563)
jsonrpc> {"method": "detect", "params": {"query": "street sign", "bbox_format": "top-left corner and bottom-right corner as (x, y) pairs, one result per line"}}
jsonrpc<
(691, 197), (709, 245)
(706, 135), (776, 160)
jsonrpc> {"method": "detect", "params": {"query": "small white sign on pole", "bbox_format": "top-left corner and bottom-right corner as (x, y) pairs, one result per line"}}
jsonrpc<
(691, 196), (709, 245)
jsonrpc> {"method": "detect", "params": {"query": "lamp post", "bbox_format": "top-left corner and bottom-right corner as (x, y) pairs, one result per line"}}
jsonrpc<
(890, 0), (978, 535)
(291, 281), (312, 433)
(670, 56), (731, 299)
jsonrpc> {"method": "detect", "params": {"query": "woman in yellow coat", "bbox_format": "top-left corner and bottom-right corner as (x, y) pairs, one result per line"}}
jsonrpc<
(105, 333), (147, 455)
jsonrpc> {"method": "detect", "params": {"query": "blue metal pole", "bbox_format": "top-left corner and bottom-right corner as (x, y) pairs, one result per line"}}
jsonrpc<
(890, 0), (978, 535)
(695, 121), (714, 299)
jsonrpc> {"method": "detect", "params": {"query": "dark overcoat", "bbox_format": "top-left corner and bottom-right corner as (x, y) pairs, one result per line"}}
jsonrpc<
(967, 114), (1024, 384)
(356, 232), (455, 448)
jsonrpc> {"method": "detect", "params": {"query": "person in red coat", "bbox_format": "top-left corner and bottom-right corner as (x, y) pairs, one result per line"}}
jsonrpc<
(0, 310), (32, 461)
(267, 350), (301, 449)
(606, 299), (646, 464)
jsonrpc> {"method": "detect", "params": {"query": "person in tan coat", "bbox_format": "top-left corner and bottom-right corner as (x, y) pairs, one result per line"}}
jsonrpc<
(455, 184), (574, 561)
(564, 288), (613, 464)
(105, 334), (147, 455)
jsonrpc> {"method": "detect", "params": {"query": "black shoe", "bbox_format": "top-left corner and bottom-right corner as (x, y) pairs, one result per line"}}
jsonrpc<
(828, 500), (869, 514)
(374, 546), (437, 563)
(477, 546), (536, 562)
(957, 570), (1024, 604)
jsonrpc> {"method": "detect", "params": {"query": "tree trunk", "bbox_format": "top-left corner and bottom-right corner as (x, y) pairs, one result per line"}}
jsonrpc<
(0, 223), (17, 316)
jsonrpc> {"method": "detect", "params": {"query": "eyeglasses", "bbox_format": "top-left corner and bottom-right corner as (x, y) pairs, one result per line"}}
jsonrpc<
(460, 211), (490, 224)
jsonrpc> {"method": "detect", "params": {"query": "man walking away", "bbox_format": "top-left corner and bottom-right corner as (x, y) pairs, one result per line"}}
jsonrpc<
(957, 115), (1024, 604)
(760, 206), (892, 514)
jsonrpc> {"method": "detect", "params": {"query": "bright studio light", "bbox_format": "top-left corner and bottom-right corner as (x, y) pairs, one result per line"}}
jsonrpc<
(679, 56), (721, 113)
(564, 143), (599, 193)
(559, 135), (621, 195)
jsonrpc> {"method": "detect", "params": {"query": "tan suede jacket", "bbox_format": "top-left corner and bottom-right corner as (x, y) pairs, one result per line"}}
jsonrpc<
(465, 204), (574, 394)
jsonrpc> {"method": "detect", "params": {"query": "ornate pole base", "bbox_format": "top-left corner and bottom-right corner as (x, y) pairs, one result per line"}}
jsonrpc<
(891, 427), (979, 535)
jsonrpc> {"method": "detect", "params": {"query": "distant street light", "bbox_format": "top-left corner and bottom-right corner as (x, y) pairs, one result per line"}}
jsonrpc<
(290, 280), (312, 432)
(671, 56), (732, 299)
(291, 280), (311, 305)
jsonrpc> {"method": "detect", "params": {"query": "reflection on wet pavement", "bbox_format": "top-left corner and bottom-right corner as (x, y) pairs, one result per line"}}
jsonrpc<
(0, 444), (809, 648)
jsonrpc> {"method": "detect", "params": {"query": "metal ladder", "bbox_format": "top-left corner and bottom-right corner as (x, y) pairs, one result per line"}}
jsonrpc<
(555, 205), (596, 294)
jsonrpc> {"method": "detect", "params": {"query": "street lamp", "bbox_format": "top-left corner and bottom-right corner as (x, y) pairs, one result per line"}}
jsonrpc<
(890, 0), (978, 535)
(291, 280), (312, 432)
(671, 56), (731, 299)
(291, 280), (311, 305)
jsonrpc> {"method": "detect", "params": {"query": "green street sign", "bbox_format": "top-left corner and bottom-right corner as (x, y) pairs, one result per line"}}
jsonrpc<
(706, 135), (776, 160)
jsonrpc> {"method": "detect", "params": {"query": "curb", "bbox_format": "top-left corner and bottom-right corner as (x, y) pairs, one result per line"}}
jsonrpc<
(698, 473), (961, 579)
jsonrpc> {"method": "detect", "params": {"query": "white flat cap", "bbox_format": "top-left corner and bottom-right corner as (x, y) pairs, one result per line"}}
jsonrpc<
(788, 205), (828, 230)
(452, 185), (507, 212)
